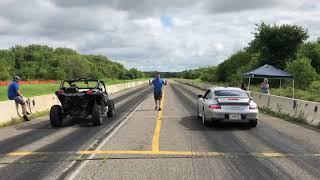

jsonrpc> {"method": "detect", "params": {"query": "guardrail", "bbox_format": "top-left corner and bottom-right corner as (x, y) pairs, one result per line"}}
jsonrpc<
(0, 80), (148, 125)
(175, 79), (320, 127)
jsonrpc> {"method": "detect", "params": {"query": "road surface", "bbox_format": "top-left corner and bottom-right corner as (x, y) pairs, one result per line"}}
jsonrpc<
(0, 81), (319, 180)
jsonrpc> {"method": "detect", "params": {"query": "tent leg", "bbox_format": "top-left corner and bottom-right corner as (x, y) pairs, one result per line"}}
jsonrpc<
(248, 77), (251, 91)
(280, 79), (282, 96)
(293, 79), (295, 99)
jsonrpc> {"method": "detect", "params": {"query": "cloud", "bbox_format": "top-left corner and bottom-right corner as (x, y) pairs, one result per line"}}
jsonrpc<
(0, 0), (319, 72)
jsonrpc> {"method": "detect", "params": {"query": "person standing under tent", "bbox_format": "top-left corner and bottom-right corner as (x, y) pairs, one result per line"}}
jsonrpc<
(260, 78), (270, 94)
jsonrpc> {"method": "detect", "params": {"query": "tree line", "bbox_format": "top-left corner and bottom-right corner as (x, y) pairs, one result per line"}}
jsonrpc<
(178, 23), (320, 91)
(0, 45), (145, 81)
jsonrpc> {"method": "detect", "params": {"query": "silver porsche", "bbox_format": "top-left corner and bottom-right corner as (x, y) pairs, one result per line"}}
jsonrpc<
(197, 87), (258, 127)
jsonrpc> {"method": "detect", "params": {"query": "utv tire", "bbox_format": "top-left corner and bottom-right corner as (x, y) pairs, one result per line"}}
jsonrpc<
(249, 120), (258, 127)
(50, 105), (63, 127)
(92, 103), (104, 126)
(107, 100), (115, 118)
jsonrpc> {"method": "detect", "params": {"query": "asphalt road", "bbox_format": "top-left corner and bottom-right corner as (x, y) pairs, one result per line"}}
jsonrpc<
(0, 82), (319, 180)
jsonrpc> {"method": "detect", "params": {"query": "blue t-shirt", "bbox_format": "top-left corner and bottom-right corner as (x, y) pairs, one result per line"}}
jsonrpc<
(8, 82), (19, 100)
(152, 78), (165, 93)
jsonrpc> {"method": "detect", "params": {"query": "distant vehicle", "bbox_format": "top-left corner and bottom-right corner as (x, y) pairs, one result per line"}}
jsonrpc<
(197, 87), (258, 127)
(50, 78), (115, 127)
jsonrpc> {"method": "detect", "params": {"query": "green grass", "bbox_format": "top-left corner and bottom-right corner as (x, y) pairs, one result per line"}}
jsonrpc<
(0, 78), (149, 101)
(0, 83), (59, 101)
(0, 110), (49, 127)
(176, 78), (320, 103)
(249, 86), (320, 103)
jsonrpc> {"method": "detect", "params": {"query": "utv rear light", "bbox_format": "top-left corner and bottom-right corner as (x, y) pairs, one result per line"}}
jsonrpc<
(209, 104), (221, 109)
(86, 90), (94, 95)
(249, 104), (258, 109)
(55, 90), (64, 95)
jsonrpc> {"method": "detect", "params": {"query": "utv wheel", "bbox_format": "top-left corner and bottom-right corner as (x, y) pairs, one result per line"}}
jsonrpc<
(107, 100), (115, 118)
(92, 103), (104, 126)
(50, 105), (63, 127)
(249, 120), (258, 127)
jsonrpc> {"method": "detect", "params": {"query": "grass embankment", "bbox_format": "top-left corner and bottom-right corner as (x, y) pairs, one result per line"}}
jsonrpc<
(0, 78), (149, 101)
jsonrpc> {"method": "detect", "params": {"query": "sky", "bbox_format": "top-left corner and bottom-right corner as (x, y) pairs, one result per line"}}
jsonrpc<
(0, 0), (320, 72)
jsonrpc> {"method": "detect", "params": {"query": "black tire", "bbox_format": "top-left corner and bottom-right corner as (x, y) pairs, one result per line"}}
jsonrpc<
(107, 100), (115, 118)
(92, 103), (104, 126)
(249, 120), (258, 127)
(50, 105), (63, 127)
(202, 110), (209, 126)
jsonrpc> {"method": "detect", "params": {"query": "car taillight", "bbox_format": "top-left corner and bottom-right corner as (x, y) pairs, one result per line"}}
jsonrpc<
(249, 104), (258, 109)
(55, 90), (64, 95)
(86, 90), (94, 95)
(209, 104), (221, 109)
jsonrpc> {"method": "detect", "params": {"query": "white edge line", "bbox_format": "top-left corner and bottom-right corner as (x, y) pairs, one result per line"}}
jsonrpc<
(67, 99), (145, 180)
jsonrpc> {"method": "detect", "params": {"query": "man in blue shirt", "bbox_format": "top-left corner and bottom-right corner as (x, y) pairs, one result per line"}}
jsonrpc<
(8, 76), (30, 121)
(149, 73), (167, 111)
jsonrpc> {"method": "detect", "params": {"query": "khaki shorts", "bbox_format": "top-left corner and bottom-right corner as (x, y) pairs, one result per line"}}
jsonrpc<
(14, 96), (26, 105)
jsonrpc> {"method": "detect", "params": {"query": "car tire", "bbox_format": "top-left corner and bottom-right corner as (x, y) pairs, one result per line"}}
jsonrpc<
(202, 110), (209, 126)
(50, 105), (63, 128)
(197, 102), (201, 119)
(107, 100), (115, 118)
(92, 103), (104, 126)
(249, 120), (258, 127)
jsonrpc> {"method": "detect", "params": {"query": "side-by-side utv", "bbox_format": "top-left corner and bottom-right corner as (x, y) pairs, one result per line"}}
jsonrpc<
(50, 78), (115, 127)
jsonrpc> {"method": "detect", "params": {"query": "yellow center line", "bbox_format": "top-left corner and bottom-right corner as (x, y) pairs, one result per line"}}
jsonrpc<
(151, 87), (166, 152)
(5, 150), (320, 158)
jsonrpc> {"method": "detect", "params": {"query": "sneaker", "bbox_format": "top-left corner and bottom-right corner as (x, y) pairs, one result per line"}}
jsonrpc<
(26, 111), (31, 115)
(158, 108), (162, 111)
(23, 115), (30, 121)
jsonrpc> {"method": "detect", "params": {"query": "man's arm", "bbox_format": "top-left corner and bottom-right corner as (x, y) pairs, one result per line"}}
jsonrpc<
(17, 89), (23, 97)
(163, 80), (167, 86)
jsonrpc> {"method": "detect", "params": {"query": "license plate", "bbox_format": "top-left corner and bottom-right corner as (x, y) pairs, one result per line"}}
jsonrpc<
(229, 114), (241, 120)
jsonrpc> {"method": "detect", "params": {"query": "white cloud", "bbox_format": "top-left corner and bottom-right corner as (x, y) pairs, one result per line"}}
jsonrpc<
(0, 0), (319, 71)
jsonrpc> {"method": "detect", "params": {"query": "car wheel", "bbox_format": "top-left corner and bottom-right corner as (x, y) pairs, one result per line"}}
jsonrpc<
(249, 120), (258, 127)
(202, 110), (209, 126)
(92, 103), (103, 126)
(197, 102), (201, 119)
(50, 105), (63, 128)
(107, 100), (115, 118)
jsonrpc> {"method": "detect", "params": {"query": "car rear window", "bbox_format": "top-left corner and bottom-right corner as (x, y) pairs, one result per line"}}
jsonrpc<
(214, 90), (247, 97)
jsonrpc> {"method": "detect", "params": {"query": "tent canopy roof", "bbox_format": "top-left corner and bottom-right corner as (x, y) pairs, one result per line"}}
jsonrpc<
(242, 64), (293, 79)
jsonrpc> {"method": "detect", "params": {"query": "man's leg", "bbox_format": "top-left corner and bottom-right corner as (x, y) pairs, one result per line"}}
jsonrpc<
(15, 101), (21, 116)
(158, 96), (162, 111)
(14, 96), (29, 121)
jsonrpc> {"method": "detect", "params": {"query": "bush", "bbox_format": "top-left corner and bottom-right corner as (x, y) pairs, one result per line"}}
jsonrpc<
(308, 80), (320, 94)
(285, 57), (319, 89)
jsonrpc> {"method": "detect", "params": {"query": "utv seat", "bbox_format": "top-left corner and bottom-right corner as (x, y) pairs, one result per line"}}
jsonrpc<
(66, 87), (79, 93)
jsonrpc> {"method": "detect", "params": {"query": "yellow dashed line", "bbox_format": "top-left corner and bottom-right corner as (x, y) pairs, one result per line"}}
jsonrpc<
(6, 152), (35, 156)
(262, 152), (286, 157)
(151, 87), (166, 152)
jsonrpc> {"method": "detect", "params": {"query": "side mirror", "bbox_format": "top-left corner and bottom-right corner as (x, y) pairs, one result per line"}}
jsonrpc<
(250, 97), (253, 101)
(197, 95), (203, 98)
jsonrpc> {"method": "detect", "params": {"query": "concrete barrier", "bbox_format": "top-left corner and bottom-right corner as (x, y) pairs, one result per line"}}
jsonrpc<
(0, 80), (148, 125)
(176, 79), (320, 127)
(250, 92), (320, 126)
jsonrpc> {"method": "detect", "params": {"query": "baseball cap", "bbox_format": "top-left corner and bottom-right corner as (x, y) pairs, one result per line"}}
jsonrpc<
(13, 76), (21, 81)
